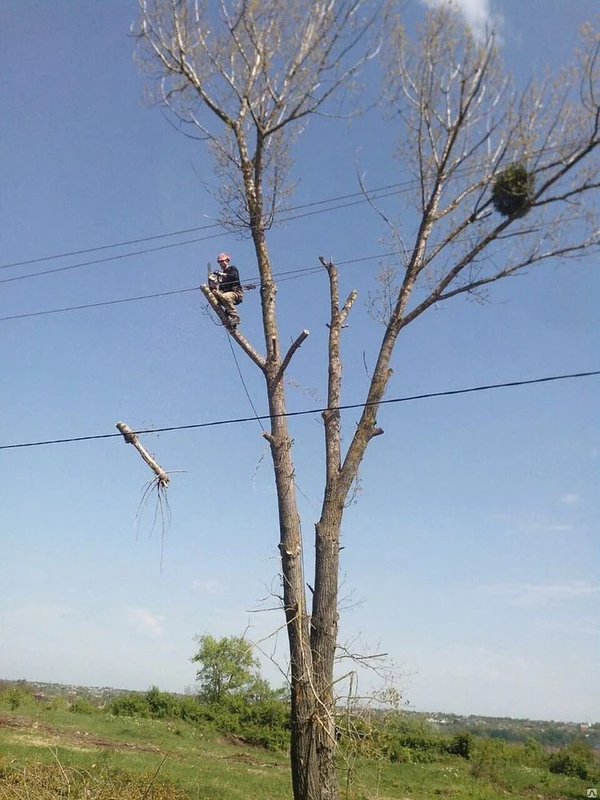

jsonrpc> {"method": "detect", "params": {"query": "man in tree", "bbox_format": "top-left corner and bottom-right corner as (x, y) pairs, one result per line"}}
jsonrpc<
(209, 252), (243, 329)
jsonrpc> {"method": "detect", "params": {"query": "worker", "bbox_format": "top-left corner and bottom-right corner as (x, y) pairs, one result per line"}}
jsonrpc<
(210, 252), (243, 329)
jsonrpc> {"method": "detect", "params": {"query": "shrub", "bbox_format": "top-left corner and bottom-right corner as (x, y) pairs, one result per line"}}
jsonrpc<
(145, 686), (178, 718)
(108, 692), (150, 717)
(548, 739), (597, 781)
(380, 714), (445, 763)
(70, 697), (97, 715)
(6, 688), (23, 710)
(470, 738), (508, 782)
(447, 731), (474, 759)
(548, 750), (590, 779)
(521, 736), (547, 768)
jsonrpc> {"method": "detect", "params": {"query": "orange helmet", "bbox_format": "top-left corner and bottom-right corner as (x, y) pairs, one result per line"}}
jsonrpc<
(217, 252), (231, 264)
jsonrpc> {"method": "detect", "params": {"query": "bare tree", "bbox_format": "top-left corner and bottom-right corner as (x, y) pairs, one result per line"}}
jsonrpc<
(135, 3), (599, 799)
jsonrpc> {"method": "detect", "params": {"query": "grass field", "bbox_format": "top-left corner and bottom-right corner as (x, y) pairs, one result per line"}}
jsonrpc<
(0, 702), (596, 799)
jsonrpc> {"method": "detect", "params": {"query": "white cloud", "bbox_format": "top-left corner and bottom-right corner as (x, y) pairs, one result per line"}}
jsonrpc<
(485, 581), (600, 608)
(561, 493), (580, 505)
(423, 0), (502, 42)
(126, 608), (165, 637)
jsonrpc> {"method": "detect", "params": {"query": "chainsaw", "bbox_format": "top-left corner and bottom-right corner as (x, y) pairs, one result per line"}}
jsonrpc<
(207, 262), (256, 291)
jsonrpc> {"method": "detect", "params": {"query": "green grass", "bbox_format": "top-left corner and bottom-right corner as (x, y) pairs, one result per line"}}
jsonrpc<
(0, 702), (596, 799)
(0, 704), (291, 799)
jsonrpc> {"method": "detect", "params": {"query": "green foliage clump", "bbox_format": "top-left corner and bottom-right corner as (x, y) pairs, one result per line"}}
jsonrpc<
(548, 750), (590, 779)
(380, 714), (445, 763)
(69, 696), (97, 715)
(145, 686), (179, 718)
(108, 692), (150, 718)
(106, 681), (290, 751)
(196, 693), (291, 750)
(470, 737), (508, 782)
(521, 736), (547, 768)
(446, 731), (474, 759)
(6, 688), (24, 711)
(491, 163), (534, 217)
(548, 738), (598, 780)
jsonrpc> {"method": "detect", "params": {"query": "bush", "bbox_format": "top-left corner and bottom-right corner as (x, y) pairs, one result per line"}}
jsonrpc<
(548, 750), (590, 779)
(108, 693), (150, 718)
(380, 714), (445, 763)
(70, 697), (97, 715)
(521, 736), (547, 768)
(145, 686), (178, 718)
(199, 694), (291, 750)
(470, 738), (508, 782)
(548, 740), (597, 781)
(6, 688), (24, 710)
(447, 731), (474, 759)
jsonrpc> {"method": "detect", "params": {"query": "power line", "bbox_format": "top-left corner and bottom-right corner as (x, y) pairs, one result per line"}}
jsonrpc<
(0, 186), (408, 287)
(0, 195), (594, 321)
(1, 370), (597, 451)
(0, 252), (391, 323)
(0, 182), (410, 273)
(2, 138), (583, 272)
(226, 333), (266, 432)
(0, 230), (226, 286)
(1, 193), (594, 290)
(0, 134), (592, 274)
(0, 287), (199, 322)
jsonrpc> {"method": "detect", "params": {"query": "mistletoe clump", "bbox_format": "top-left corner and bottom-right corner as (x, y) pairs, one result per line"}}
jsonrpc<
(492, 163), (535, 217)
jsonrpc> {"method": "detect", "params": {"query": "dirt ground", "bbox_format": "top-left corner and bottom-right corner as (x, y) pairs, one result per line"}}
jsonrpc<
(0, 713), (163, 755)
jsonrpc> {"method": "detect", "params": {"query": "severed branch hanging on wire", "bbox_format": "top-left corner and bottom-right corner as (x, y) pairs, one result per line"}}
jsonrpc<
(116, 420), (173, 569)
(116, 421), (170, 488)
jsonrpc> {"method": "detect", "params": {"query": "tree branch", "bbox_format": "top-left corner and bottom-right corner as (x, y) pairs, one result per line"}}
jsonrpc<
(276, 330), (310, 382)
(116, 421), (170, 486)
(199, 285), (266, 372)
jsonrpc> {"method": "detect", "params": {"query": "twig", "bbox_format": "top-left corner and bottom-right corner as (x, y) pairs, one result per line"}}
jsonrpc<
(141, 752), (170, 800)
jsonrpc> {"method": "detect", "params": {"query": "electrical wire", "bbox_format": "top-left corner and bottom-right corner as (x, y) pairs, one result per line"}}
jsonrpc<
(1, 196), (594, 291)
(0, 370), (597, 451)
(0, 253), (391, 323)
(0, 287), (199, 322)
(0, 185), (409, 287)
(2, 138), (587, 273)
(0, 182), (411, 274)
(226, 333), (266, 432)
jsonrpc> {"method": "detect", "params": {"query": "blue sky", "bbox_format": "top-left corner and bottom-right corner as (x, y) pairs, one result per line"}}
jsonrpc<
(1, 0), (598, 723)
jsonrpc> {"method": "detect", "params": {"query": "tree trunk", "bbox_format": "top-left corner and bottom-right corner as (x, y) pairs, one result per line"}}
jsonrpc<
(251, 221), (334, 799)
(265, 378), (334, 799)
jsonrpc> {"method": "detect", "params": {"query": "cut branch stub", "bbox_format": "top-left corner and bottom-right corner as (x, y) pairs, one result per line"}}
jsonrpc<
(276, 329), (310, 382)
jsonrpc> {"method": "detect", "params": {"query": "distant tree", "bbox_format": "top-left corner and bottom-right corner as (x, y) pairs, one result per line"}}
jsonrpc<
(192, 634), (262, 703)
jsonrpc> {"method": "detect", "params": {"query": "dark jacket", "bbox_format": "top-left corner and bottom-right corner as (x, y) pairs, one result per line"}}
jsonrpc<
(219, 265), (242, 292)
